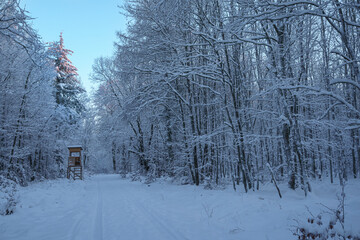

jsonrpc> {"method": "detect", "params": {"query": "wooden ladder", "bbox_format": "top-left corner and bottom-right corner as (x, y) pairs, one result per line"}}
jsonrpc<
(67, 166), (83, 180)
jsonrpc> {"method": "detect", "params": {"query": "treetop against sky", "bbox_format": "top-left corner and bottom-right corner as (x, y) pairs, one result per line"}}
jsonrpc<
(21, 0), (127, 92)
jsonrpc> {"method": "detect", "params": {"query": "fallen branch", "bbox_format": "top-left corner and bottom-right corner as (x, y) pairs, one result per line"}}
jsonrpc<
(266, 163), (282, 198)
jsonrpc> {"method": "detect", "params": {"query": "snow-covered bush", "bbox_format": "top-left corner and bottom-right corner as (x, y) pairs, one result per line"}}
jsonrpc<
(0, 175), (19, 216)
(178, 175), (192, 185)
(203, 177), (214, 190)
(203, 177), (226, 190)
(294, 213), (359, 240)
(144, 163), (157, 184)
(119, 169), (127, 179)
(130, 171), (141, 182)
(5, 163), (28, 187)
(294, 186), (359, 240)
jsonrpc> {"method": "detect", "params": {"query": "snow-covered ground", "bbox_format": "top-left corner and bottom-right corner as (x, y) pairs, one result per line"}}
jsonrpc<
(0, 174), (359, 240)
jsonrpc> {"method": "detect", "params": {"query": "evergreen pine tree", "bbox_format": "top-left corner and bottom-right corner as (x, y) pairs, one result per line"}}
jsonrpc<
(48, 33), (85, 116)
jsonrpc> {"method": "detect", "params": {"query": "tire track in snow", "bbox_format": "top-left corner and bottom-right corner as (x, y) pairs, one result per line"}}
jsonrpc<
(70, 214), (83, 240)
(93, 180), (103, 240)
(135, 201), (189, 240)
(67, 186), (90, 240)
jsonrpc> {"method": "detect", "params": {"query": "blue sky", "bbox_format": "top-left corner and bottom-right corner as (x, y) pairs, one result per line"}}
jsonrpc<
(21, 0), (127, 93)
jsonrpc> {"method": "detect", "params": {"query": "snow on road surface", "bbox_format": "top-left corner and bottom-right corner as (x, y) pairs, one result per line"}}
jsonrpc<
(1, 174), (359, 240)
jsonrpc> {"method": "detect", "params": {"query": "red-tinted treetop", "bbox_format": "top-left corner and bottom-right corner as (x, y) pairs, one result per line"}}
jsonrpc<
(48, 32), (79, 83)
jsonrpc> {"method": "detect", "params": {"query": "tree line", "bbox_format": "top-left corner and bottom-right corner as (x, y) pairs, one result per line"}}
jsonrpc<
(91, 0), (360, 194)
(0, 0), (85, 186)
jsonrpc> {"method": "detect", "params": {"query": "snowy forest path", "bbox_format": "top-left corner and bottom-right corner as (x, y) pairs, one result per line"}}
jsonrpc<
(0, 174), (237, 240)
(2, 174), (359, 240)
(93, 179), (104, 240)
(94, 175), (191, 240)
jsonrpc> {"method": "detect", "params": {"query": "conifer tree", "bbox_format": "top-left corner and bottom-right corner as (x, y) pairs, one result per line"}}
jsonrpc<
(48, 33), (85, 115)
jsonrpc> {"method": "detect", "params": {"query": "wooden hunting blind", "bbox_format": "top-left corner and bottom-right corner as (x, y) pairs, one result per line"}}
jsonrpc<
(67, 146), (83, 180)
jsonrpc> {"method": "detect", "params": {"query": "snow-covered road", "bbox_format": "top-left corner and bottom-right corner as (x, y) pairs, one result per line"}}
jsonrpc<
(1, 174), (360, 240)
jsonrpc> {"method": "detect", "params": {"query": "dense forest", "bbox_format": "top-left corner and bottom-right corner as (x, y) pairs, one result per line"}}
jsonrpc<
(91, 0), (360, 195)
(0, 1), (85, 189)
(1, 0), (360, 202)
